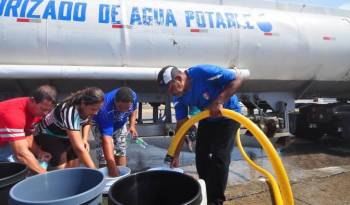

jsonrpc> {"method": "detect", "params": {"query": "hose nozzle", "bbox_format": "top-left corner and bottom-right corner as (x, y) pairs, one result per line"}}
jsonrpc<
(164, 154), (173, 164)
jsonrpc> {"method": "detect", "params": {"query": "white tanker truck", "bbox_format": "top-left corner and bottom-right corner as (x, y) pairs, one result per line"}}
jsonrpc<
(1, 0), (350, 139)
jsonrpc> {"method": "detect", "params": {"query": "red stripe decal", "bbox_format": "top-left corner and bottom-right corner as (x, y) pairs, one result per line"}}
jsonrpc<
(264, 32), (273, 36)
(190, 28), (200, 32)
(17, 18), (30, 22)
(323, 36), (333, 40)
(112, 24), (124, 28)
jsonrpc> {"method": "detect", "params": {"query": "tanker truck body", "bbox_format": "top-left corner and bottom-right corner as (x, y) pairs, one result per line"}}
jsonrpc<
(1, 0), (350, 139)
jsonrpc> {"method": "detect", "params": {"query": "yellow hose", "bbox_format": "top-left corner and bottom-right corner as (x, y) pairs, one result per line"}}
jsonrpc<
(236, 128), (283, 205)
(166, 109), (294, 205)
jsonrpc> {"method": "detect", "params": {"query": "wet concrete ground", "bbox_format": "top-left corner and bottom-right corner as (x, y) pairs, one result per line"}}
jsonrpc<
(91, 135), (350, 205)
(224, 137), (350, 205)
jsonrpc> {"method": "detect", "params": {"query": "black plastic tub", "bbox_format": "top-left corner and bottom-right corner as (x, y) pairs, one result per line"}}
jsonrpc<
(108, 170), (202, 205)
(0, 162), (28, 205)
(9, 168), (105, 205)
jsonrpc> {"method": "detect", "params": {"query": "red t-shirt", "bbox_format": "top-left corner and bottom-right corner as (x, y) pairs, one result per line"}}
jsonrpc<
(0, 97), (41, 146)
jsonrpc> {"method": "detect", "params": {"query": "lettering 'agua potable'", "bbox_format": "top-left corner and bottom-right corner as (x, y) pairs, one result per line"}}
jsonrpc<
(0, 0), (270, 31)
(99, 5), (177, 27)
(185, 10), (255, 29)
(98, 5), (255, 30)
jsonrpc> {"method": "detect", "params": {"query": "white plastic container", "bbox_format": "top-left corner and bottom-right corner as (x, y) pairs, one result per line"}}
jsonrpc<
(147, 166), (184, 173)
(98, 166), (131, 194)
(197, 179), (207, 205)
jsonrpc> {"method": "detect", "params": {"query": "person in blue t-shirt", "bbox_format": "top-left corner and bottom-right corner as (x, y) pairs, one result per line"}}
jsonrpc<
(157, 64), (243, 205)
(92, 87), (138, 177)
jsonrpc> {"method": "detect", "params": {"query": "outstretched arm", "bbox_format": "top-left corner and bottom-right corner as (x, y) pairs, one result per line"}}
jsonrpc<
(170, 117), (188, 168)
(67, 130), (96, 168)
(81, 124), (91, 152)
(129, 110), (138, 139)
(11, 139), (46, 174)
(102, 135), (120, 177)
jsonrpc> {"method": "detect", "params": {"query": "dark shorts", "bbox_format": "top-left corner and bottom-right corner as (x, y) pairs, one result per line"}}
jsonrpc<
(34, 134), (77, 167)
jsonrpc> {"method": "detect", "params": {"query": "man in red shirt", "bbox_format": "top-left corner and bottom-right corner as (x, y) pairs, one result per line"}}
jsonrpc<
(0, 85), (57, 174)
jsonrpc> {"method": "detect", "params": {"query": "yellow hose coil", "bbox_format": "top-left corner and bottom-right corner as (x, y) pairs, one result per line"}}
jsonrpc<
(166, 109), (294, 205)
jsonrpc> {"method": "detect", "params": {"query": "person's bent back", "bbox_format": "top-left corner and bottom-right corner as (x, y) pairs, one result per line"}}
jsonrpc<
(34, 87), (104, 170)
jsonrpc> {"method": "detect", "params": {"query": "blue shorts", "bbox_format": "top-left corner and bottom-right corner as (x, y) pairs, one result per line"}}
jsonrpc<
(0, 143), (17, 162)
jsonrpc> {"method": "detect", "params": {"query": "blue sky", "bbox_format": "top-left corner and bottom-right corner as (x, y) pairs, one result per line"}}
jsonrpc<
(277, 0), (350, 8)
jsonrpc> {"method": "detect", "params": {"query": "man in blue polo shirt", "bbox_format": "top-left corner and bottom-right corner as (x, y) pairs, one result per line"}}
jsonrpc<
(157, 64), (243, 205)
(93, 87), (138, 177)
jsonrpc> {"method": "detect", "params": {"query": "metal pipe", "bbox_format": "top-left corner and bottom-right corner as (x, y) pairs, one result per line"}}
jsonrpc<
(0, 65), (250, 80)
(0, 65), (159, 80)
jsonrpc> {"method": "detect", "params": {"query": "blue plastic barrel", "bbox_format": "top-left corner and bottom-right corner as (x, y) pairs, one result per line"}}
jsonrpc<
(108, 170), (202, 205)
(0, 162), (28, 205)
(9, 168), (105, 205)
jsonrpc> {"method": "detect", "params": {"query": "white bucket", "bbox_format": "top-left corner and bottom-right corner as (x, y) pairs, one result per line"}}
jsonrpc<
(198, 179), (207, 205)
(147, 166), (184, 173)
(98, 166), (131, 194)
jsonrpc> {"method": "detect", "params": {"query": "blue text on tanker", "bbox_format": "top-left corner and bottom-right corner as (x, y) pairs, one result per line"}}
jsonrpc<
(0, 1), (272, 31)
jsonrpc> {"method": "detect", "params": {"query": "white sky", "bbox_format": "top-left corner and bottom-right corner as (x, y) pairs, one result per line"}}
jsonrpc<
(275, 0), (350, 8)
